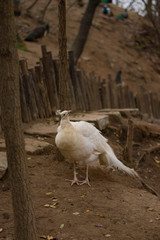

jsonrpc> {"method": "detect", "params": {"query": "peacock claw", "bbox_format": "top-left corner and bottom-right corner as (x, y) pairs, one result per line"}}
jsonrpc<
(65, 178), (80, 186)
(79, 179), (91, 186)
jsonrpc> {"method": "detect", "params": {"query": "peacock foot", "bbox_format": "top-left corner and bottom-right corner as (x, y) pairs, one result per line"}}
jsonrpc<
(79, 179), (91, 186)
(65, 178), (81, 186)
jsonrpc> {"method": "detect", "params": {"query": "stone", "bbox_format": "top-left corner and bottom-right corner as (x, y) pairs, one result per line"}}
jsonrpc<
(0, 137), (53, 156)
(24, 121), (58, 137)
(0, 152), (7, 179)
(70, 112), (109, 130)
(25, 137), (53, 155)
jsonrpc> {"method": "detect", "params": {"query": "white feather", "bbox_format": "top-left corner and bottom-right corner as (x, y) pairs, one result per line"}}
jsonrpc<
(55, 111), (138, 178)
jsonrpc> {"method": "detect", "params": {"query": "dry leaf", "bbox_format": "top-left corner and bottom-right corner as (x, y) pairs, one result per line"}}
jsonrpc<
(44, 204), (50, 208)
(45, 192), (52, 196)
(60, 224), (64, 229)
(147, 207), (154, 212)
(80, 195), (85, 198)
(97, 214), (105, 218)
(95, 223), (103, 227)
(105, 234), (111, 238)
(49, 205), (56, 209)
(40, 235), (55, 240)
(73, 212), (80, 215)
(154, 156), (160, 164)
(85, 209), (90, 213)
(52, 197), (57, 202)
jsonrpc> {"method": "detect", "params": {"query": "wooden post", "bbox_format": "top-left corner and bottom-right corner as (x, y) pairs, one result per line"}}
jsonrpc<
(89, 71), (102, 110)
(123, 119), (134, 163)
(29, 68), (46, 118)
(76, 70), (87, 110)
(19, 59), (38, 120)
(35, 65), (52, 117)
(68, 50), (84, 110)
(41, 45), (47, 57)
(42, 52), (59, 112)
(123, 85), (130, 108)
(116, 85), (124, 108)
(149, 92), (154, 119)
(108, 74), (116, 108)
(100, 79), (107, 108)
(19, 74), (30, 122)
(53, 59), (60, 93)
(83, 71), (95, 110)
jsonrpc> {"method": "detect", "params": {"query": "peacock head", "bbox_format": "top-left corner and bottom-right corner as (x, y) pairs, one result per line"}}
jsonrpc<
(45, 24), (50, 34)
(56, 110), (71, 120)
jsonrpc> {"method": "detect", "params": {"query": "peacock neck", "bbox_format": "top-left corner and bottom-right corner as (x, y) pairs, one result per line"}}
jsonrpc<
(60, 117), (72, 129)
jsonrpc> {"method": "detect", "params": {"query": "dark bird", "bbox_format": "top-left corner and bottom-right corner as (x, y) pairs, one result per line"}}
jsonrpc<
(102, 4), (113, 16)
(102, 5), (108, 15)
(24, 24), (50, 42)
(116, 9), (128, 20)
(77, 0), (84, 7)
(115, 70), (122, 84)
(13, 0), (21, 16)
(55, 110), (138, 186)
(102, 0), (112, 3)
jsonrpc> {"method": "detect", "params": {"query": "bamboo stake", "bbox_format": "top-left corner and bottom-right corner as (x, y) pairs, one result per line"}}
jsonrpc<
(123, 119), (134, 163)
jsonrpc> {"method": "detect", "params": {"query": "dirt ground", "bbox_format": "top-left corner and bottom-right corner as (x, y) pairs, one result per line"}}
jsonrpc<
(1, 1), (160, 239)
(0, 120), (160, 240)
(17, 0), (160, 95)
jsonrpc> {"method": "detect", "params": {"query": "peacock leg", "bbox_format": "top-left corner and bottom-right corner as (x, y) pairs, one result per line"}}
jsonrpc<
(66, 162), (80, 185)
(79, 165), (91, 186)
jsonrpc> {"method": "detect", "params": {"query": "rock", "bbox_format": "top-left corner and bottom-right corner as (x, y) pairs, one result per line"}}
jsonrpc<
(25, 137), (53, 155)
(0, 137), (53, 156)
(106, 111), (122, 124)
(70, 112), (109, 130)
(0, 152), (8, 179)
(0, 139), (6, 150)
(24, 121), (58, 137)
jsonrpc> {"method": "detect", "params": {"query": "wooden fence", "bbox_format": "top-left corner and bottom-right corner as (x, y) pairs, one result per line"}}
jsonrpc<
(18, 45), (160, 122)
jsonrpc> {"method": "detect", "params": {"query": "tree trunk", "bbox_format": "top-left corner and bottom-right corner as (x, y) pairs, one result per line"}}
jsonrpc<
(0, 1), (37, 240)
(58, 0), (69, 109)
(72, 0), (101, 63)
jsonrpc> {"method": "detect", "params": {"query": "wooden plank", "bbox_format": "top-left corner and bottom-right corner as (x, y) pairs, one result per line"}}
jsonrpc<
(35, 65), (52, 117)
(89, 72), (102, 110)
(76, 70), (88, 110)
(42, 52), (59, 112)
(20, 60), (38, 120)
(19, 74), (30, 122)
(68, 51), (83, 110)
(29, 68), (46, 118)
(100, 79), (107, 108)
(108, 74), (117, 108)
(82, 70), (93, 111)
(123, 85), (130, 108)
(116, 85), (123, 108)
(70, 112), (109, 130)
(41, 45), (47, 57)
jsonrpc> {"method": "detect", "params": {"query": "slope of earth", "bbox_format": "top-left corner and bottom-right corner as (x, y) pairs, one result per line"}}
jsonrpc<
(17, 0), (160, 95)
(0, 118), (160, 240)
(0, 142), (160, 240)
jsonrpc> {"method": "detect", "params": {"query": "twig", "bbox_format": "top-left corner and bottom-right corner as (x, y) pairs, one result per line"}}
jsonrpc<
(39, 0), (52, 22)
(136, 144), (160, 168)
(66, 0), (77, 12)
(143, 145), (160, 153)
(27, 0), (39, 11)
(123, 119), (134, 163)
(138, 175), (160, 200)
